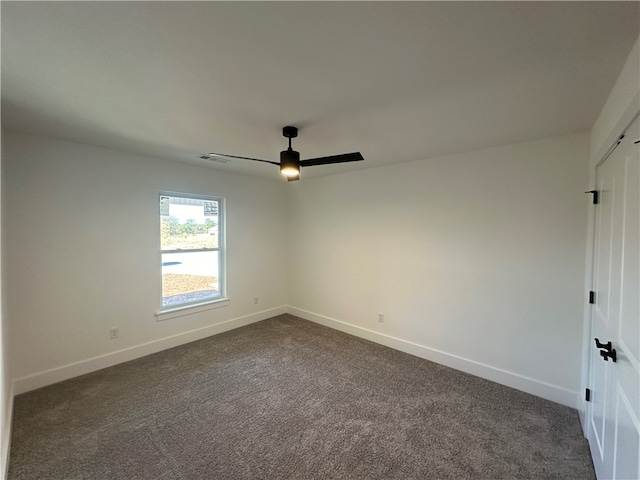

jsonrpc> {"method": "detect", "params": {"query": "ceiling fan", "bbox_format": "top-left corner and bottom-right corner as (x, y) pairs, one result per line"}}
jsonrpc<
(201, 126), (364, 181)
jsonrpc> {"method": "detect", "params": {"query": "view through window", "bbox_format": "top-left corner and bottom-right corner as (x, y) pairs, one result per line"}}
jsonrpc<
(160, 193), (224, 309)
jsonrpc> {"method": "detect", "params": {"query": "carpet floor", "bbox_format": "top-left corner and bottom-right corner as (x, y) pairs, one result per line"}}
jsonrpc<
(9, 314), (594, 479)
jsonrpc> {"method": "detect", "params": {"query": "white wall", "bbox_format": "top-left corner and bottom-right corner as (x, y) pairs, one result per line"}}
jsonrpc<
(287, 132), (590, 407)
(3, 132), (288, 393)
(580, 35), (640, 427)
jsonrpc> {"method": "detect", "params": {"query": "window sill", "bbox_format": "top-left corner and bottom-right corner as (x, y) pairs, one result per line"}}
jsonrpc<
(156, 298), (230, 322)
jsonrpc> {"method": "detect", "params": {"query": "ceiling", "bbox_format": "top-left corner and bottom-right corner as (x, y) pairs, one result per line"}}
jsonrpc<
(2, 2), (639, 182)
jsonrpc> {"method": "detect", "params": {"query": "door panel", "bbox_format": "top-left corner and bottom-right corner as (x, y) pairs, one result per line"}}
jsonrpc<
(589, 146), (618, 472)
(594, 171), (614, 329)
(613, 385), (638, 479)
(619, 150), (639, 364)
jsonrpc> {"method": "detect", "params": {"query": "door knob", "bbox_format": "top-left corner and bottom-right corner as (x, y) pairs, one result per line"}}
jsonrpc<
(595, 338), (617, 362)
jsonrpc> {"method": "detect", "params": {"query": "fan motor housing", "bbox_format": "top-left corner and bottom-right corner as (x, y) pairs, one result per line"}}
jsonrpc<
(280, 149), (300, 165)
(280, 149), (300, 175)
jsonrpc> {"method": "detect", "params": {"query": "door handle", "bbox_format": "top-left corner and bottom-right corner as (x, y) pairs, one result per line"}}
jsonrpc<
(600, 349), (617, 362)
(595, 338), (617, 362)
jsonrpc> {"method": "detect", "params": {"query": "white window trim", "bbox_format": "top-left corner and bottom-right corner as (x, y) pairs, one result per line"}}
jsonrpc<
(155, 297), (230, 322)
(158, 191), (227, 320)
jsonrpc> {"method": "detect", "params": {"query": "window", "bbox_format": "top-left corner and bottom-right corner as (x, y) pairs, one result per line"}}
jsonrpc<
(159, 193), (225, 312)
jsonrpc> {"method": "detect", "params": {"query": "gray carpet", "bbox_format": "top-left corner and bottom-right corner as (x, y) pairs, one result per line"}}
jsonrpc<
(9, 314), (594, 479)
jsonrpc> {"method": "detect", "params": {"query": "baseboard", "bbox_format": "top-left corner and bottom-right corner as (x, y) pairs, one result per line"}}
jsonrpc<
(13, 306), (287, 395)
(288, 306), (577, 409)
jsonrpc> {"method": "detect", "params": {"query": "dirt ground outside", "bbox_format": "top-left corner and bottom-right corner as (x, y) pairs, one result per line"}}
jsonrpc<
(162, 274), (218, 297)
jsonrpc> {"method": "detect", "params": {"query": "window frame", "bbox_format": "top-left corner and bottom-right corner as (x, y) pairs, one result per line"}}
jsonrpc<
(156, 191), (227, 320)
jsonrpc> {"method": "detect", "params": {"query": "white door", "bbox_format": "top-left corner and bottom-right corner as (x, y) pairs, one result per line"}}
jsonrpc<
(587, 114), (640, 480)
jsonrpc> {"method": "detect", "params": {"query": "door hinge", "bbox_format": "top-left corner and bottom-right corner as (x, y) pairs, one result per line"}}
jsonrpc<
(585, 388), (591, 402)
(589, 291), (596, 304)
(585, 190), (599, 205)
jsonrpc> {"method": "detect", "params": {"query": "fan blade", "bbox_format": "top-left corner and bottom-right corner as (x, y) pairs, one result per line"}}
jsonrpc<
(286, 174), (300, 182)
(207, 152), (280, 166)
(299, 152), (364, 167)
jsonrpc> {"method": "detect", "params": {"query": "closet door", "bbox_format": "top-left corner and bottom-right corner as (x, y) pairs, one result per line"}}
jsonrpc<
(587, 115), (639, 480)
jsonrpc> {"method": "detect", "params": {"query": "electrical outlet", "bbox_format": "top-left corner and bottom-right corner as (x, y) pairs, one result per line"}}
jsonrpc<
(254, 297), (259, 305)
(378, 312), (385, 323)
(109, 327), (119, 339)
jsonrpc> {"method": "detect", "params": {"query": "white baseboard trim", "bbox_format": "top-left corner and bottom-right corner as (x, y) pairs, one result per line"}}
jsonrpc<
(13, 306), (287, 395)
(288, 306), (577, 409)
